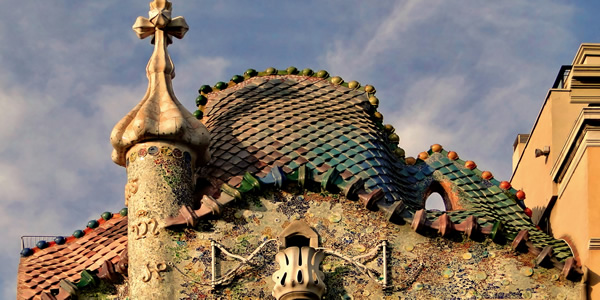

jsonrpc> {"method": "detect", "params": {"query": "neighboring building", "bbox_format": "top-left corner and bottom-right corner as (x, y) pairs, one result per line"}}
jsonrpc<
(511, 43), (600, 298)
(15, 1), (596, 299)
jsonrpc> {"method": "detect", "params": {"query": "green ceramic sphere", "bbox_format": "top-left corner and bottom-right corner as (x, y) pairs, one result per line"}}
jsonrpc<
(87, 220), (99, 229)
(231, 75), (244, 83)
(369, 96), (379, 107)
(195, 95), (208, 106)
(388, 133), (400, 143)
(244, 69), (258, 77)
(364, 85), (376, 94)
(286, 66), (298, 75)
(198, 85), (212, 94)
(265, 67), (277, 75)
(73, 230), (85, 238)
(301, 68), (314, 76)
(193, 110), (203, 119)
(316, 70), (329, 78)
(214, 81), (228, 90)
(348, 80), (360, 89)
(394, 147), (405, 158)
(101, 212), (113, 221)
(331, 76), (344, 85)
(119, 207), (128, 217)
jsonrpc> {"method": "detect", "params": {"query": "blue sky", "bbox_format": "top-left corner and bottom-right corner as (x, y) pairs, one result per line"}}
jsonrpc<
(1, 0), (598, 297)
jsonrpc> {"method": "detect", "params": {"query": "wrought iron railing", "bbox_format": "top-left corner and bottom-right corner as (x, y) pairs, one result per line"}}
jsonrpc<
(20, 236), (59, 250)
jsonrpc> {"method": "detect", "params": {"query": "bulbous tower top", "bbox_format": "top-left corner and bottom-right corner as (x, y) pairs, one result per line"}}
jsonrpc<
(110, 0), (210, 167)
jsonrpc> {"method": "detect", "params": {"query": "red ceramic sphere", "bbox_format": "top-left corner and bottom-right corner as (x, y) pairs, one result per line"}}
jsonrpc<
(481, 171), (493, 180)
(499, 181), (511, 190)
(465, 161), (477, 170)
(516, 190), (526, 200)
(524, 208), (533, 218)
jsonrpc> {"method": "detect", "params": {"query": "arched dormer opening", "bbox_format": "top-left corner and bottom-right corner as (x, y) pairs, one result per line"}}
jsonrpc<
(423, 180), (462, 211)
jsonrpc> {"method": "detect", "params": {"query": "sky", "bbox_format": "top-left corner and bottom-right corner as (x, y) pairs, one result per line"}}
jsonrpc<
(1, 0), (598, 297)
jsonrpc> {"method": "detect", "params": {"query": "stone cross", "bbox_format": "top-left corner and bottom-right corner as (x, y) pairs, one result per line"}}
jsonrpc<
(132, 0), (189, 44)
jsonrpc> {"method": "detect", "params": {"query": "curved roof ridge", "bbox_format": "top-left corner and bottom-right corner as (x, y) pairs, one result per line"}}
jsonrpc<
(192, 66), (405, 158)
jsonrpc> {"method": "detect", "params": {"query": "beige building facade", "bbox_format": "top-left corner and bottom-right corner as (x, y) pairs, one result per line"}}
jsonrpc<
(512, 43), (600, 298)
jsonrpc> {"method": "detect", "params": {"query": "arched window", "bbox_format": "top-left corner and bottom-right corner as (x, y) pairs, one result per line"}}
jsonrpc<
(425, 192), (446, 211)
(423, 180), (459, 211)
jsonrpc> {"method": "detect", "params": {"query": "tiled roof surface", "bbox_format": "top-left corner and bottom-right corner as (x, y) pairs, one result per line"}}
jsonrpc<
(200, 74), (416, 205)
(17, 214), (127, 300)
(422, 149), (572, 260)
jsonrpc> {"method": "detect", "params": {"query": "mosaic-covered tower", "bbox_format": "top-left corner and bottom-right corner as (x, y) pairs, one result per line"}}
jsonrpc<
(109, 0), (210, 298)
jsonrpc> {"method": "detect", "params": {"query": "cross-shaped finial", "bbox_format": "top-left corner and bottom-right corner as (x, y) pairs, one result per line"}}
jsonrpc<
(132, 0), (188, 44)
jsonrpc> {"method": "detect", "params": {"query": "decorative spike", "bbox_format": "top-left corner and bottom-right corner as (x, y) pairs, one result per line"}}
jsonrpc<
(98, 260), (119, 283)
(536, 246), (554, 267)
(411, 209), (427, 233)
(437, 213), (453, 237)
(220, 183), (242, 201)
(463, 215), (480, 238)
(511, 229), (529, 252)
(321, 168), (339, 192)
(358, 188), (384, 211)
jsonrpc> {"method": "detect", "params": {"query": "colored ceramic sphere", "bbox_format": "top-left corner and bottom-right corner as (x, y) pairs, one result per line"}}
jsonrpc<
(465, 161), (477, 170)
(193, 110), (203, 119)
(524, 208), (533, 218)
(373, 112), (383, 122)
(54, 236), (66, 245)
(418, 152), (429, 160)
(101, 212), (113, 221)
(316, 70), (329, 78)
(405, 157), (416, 165)
(388, 133), (400, 143)
(198, 85), (212, 94)
(369, 96), (379, 108)
(231, 75), (244, 83)
(364, 85), (376, 94)
(195, 95), (208, 106)
(394, 147), (405, 158)
(20, 248), (33, 257)
(431, 144), (443, 153)
(286, 66), (298, 75)
(481, 171), (493, 180)
(87, 220), (99, 229)
(447, 151), (459, 160)
(119, 207), (128, 216)
(348, 80), (360, 89)
(244, 68), (258, 77)
(301, 68), (314, 76)
(331, 76), (343, 85)
(499, 181), (511, 190)
(265, 67), (277, 75)
(73, 230), (85, 238)
(516, 190), (526, 200)
(36, 240), (48, 249)
(383, 124), (395, 133)
(214, 81), (228, 90)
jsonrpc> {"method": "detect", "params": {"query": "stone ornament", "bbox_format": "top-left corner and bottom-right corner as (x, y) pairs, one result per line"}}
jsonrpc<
(110, 0), (210, 168)
(132, 218), (160, 240)
(272, 221), (325, 300)
(141, 262), (168, 282)
(124, 177), (138, 206)
(272, 247), (326, 300)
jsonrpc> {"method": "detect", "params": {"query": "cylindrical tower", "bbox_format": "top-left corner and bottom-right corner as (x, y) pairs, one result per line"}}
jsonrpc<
(110, 1), (210, 298)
